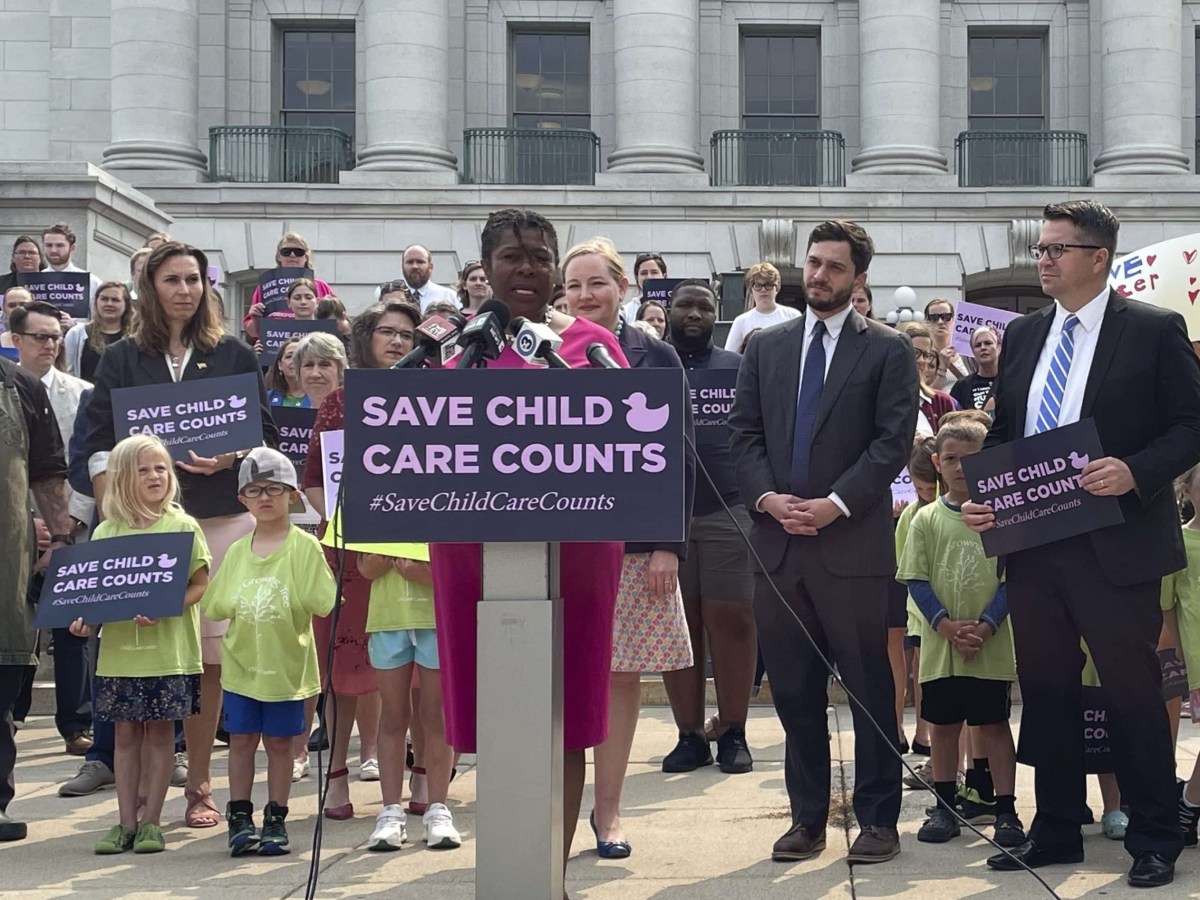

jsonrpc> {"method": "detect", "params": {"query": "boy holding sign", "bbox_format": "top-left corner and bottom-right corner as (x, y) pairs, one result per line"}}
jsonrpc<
(897, 412), (1022, 848)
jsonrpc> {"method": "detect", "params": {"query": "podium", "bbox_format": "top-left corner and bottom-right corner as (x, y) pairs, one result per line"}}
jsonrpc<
(338, 367), (688, 900)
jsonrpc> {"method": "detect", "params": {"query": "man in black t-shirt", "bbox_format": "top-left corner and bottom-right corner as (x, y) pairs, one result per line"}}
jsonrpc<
(950, 326), (1000, 410)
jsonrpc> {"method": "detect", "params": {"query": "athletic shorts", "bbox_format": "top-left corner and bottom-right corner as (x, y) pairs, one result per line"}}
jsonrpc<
(368, 628), (440, 670)
(920, 676), (1012, 726)
(222, 690), (306, 738)
(679, 506), (754, 602)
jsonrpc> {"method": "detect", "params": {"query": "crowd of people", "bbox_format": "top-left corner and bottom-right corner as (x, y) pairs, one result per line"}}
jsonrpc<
(1, 200), (1199, 895)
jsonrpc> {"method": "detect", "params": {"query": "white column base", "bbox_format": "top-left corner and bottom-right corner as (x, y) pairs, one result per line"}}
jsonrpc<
(355, 142), (457, 173)
(851, 145), (948, 175)
(1092, 144), (1191, 176)
(606, 145), (706, 174)
(102, 140), (207, 173)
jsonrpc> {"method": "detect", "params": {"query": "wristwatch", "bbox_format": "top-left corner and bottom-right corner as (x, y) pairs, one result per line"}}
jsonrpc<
(50, 533), (76, 546)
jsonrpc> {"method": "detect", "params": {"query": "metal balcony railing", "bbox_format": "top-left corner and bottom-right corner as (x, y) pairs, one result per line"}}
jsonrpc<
(208, 126), (354, 184)
(955, 130), (1089, 187)
(461, 127), (601, 185)
(709, 129), (846, 187)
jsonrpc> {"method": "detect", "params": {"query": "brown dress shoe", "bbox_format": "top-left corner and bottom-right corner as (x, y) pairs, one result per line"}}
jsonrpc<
(772, 822), (827, 861)
(65, 732), (93, 756)
(847, 825), (901, 863)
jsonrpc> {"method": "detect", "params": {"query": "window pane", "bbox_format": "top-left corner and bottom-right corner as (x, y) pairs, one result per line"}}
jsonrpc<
(1018, 37), (1042, 73)
(768, 38), (793, 75)
(742, 33), (820, 130)
(969, 79), (994, 116)
(332, 35), (355, 71)
(968, 38), (991, 76)
(332, 77), (354, 111)
(1018, 75), (1042, 115)
(744, 37), (768, 76)
(511, 31), (591, 125)
(994, 75), (1018, 114)
(514, 34), (539, 75)
(993, 38), (1019, 75)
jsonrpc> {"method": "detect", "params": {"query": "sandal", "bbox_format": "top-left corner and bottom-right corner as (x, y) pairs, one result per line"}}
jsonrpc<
(323, 768), (354, 820)
(407, 766), (428, 816)
(184, 788), (220, 828)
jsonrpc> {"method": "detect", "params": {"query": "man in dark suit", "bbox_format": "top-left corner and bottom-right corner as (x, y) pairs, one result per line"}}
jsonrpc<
(729, 221), (919, 864)
(964, 200), (1200, 888)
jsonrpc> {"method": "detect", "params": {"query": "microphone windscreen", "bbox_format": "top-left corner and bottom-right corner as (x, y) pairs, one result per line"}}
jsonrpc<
(474, 298), (512, 332)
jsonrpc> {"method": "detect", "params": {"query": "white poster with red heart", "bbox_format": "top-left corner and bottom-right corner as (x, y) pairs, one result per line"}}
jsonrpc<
(1108, 234), (1200, 340)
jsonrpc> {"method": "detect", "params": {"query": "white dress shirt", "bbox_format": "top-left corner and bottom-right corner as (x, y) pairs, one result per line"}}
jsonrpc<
(757, 304), (854, 516)
(410, 281), (460, 312)
(621, 294), (643, 325)
(1023, 286), (1109, 438)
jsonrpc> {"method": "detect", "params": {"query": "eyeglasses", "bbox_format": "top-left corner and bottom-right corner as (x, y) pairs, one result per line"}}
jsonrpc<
(750, 282), (778, 291)
(17, 332), (62, 344)
(13, 250), (39, 258)
(1028, 243), (1103, 260)
(279, 247), (306, 258)
(913, 348), (938, 362)
(925, 312), (954, 323)
(378, 279), (410, 294)
(374, 326), (414, 342)
(240, 483), (290, 498)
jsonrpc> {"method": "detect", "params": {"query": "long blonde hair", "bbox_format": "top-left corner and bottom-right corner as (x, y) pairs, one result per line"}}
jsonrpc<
(103, 434), (182, 526)
(561, 237), (628, 286)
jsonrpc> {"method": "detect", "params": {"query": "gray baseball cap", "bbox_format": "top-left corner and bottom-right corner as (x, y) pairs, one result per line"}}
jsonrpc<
(238, 447), (298, 493)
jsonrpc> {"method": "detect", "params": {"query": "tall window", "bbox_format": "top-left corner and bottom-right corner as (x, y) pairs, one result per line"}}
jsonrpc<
(968, 35), (1045, 132)
(280, 29), (356, 141)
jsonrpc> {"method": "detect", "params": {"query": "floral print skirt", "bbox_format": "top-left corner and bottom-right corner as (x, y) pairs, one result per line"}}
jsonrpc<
(610, 553), (694, 674)
(95, 674), (201, 723)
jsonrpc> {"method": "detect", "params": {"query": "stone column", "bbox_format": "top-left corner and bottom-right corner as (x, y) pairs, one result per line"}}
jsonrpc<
(606, 0), (705, 173)
(851, 0), (947, 174)
(102, 0), (206, 172)
(1093, 0), (1189, 175)
(355, 0), (456, 172)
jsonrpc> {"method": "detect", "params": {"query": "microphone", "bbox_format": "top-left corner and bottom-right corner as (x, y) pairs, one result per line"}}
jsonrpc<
(510, 316), (570, 369)
(391, 314), (464, 369)
(586, 342), (621, 370)
(455, 299), (511, 369)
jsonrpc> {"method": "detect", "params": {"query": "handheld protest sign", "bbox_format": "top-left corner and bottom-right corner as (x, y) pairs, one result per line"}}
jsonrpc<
(321, 428), (344, 515)
(257, 267), (314, 314)
(686, 367), (737, 447)
(110, 372), (263, 463)
(891, 467), (917, 506)
(340, 367), (688, 544)
(951, 301), (1020, 357)
(960, 418), (1124, 557)
(1109, 234), (1200, 340)
(259, 317), (338, 366)
(640, 278), (687, 309)
(33, 532), (194, 628)
(274, 404), (316, 484)
(17, 271), (90, 318)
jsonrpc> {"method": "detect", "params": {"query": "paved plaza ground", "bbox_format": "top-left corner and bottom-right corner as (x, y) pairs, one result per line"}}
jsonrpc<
(5, 703), (1200, 898)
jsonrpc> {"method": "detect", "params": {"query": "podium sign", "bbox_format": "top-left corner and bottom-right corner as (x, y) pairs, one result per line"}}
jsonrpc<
(340, 367), (688, 544)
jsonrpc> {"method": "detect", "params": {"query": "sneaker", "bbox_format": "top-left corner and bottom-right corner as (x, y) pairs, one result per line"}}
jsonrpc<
(368, 805), (407, 852)
(259, 802), (290, 856)
(226, 802), (260, 857)
(917, 806), (961, 843)
(133, 822), (165, 853)
(423, 802), (462, 849)
(1179, 781), (1199, 848)
(292, 758), (310, 783)
(170, 752), (188, 788)
(359, 757), (380, 782)
(957, 787), (997, 825)
(716, 725), (753, 774)
(64, 731), (93, 756)
(903, 761), (933, 790)
(1102, 810), (1129, 841)
(94, 823), (136, 854)
(994, 812), (1026, 847)
(662, 731), (714, 773)
(59, 760), (115, 797)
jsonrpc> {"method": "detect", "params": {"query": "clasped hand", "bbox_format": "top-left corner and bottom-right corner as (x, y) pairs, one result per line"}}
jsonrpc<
(937, 618), (989, 662)
(763, 494), (842, 536)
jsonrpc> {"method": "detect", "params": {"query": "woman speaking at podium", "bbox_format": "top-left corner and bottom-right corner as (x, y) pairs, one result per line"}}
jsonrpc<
(430, 209), (627, 891)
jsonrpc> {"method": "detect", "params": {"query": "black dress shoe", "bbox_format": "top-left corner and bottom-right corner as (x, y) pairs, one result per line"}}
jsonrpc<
(1128, 852), (1174, 888)
(987, 840), (1084, 871)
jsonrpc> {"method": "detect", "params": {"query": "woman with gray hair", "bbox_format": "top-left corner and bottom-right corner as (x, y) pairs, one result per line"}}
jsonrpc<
(293, 330), (347, 411)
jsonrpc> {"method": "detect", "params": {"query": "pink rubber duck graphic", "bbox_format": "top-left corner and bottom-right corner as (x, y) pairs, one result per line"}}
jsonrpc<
(623, 392), (670, 433)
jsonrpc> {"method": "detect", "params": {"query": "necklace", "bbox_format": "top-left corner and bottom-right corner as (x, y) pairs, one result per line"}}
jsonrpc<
(543, 305), (554, 324)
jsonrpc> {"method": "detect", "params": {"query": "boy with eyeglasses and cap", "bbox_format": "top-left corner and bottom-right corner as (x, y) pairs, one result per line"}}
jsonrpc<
(201, 448), (336, 857)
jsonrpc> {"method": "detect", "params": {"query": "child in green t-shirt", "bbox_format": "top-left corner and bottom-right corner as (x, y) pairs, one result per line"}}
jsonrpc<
(1166, 463), (1200, 846)
(357, 546), (459, 852)
(68, 434), (212, 856)
(896, 411), (1022, 848)
(201, 448), (336, 857)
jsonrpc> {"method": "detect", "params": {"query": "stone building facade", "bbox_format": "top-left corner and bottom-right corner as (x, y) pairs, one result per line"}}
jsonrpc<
(1, 0), (1199, 319)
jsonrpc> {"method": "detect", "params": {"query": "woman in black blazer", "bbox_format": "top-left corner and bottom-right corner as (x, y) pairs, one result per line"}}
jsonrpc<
(85, 242), (277, 830)
(562, 237), (696, 859)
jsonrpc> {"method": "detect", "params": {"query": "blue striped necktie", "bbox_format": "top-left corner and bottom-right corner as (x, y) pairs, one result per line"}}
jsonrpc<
(1034, 313), (1080, 433)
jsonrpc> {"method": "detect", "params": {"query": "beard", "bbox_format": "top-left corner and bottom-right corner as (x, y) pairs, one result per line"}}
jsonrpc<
(804, 281), (853, 314)
(669, 321), (712, 352)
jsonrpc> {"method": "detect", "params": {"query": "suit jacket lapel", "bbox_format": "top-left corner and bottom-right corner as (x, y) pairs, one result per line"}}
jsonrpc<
(1008, 305), (1055, 437)
(619, 328), (648, 369)
(813, 312), (867, 434)
(182, 345), (217, 381)
(137, 348), (172, 383)
(1081, 291), (1127, 418)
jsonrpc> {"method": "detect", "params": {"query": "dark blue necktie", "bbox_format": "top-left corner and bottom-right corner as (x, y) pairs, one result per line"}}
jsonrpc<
(790, 320), (827, 497)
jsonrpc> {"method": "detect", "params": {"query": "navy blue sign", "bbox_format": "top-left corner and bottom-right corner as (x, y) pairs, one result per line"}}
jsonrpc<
(640, 278), (687, 308)
(687, 368), (737, 446)
(18, 271), (90, 317)
(274, 404), (316, 484)
(0, 347), (17, 361)
(110, 372), (264, 463)
(341, 368), (687, 543)
(259, 317), (338, 366)
(961, 418), (1124, 557)
(258, 267), (314, 314)
(33, 532), (193, 628)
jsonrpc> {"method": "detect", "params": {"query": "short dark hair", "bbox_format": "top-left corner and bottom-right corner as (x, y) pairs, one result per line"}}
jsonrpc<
(43, 222), (76, 245)
(350, 300), (420, 369)
(1043, 200), (1119, 261)
(633, 253), (667, 279)
(9, 235), (41, 272)
(807, 220), (874, 274)
(9, 300), (62, 332)
(669, 278), (716, 304)
(481, 209), (560, 267)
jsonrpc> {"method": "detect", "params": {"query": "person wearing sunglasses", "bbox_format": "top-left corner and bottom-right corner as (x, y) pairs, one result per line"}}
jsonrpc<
(924, 299), (973, 390)
(243, 233), (334, 341)
(724, 261), (801, 352)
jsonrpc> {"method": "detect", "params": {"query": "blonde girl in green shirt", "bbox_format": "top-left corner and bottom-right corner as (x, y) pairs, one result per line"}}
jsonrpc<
(357, 548), (460, 852)
(68, 434), (212, 855)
